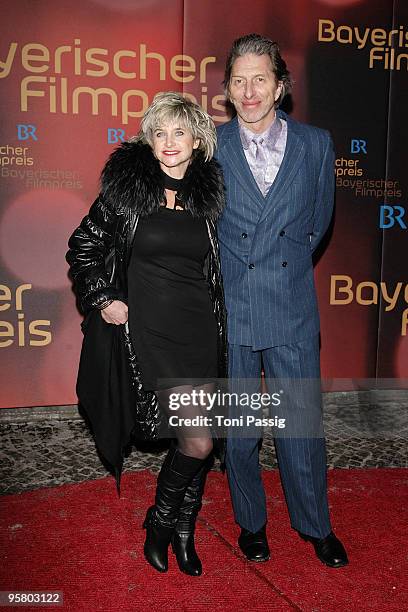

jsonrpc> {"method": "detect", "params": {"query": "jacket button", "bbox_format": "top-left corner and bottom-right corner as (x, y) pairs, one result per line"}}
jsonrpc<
(241, 232), (248, 239)
(248, 263), (255, 269)
(282, 261), (288, 267)
(279, 230), (285, 236)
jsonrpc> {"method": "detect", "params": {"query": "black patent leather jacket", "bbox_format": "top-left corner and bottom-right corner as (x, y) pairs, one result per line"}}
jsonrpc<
(67, 141), (228, 441)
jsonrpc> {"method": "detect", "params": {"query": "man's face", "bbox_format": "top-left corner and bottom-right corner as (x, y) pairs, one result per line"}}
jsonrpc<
(228, 53), (283, 133)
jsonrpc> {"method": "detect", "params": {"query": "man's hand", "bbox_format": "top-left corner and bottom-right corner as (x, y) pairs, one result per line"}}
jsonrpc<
(100, 300), (128, 325)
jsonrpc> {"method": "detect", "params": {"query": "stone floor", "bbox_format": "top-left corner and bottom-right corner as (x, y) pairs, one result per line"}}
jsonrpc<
(1, 390), (407, 495)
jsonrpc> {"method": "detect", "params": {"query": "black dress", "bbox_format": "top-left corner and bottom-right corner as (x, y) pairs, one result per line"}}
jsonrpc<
(127, 206), (218, 391)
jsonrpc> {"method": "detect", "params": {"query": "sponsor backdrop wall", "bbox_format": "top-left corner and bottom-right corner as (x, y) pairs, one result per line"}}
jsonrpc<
(0, 0), (407, 409)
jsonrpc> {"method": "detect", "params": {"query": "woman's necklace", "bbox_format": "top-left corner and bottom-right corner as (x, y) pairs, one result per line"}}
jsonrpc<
(161, 170), (185, 209)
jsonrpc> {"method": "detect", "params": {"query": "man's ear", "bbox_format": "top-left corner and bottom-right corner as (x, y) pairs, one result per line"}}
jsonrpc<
(275, 81), (283, 102)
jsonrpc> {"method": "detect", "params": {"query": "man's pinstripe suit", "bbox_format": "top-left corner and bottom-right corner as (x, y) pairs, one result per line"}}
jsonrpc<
(216, 110), (334, 538)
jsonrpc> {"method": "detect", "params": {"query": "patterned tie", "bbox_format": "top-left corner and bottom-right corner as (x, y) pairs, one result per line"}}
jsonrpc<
(250, 136), (268, 195)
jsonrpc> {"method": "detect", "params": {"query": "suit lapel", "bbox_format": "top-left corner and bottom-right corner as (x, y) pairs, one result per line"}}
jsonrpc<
(221, 118), (265, 210)
(259, 116), (306, 224)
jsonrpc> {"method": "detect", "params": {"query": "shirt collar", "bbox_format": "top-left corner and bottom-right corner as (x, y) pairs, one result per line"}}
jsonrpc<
(238, 116), (282, 150)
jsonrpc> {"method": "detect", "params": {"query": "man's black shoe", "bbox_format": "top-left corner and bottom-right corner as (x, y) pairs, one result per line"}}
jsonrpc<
(238, 525), (270, 562)
(299, 531), (349, 568)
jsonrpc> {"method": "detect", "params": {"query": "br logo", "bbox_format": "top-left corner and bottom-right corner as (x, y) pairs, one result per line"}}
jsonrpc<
(380, 205), (406, 229)
(350, 139), (367, 154)
(17, 124), (37, 141)
(108, 128), (126, 144)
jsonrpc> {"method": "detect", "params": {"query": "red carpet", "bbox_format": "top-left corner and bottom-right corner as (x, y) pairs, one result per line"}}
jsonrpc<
(1, 469), (407, 611)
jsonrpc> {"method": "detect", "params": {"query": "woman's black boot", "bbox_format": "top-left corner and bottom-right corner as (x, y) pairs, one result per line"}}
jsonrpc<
(143, 446), (205, 572)
(171, 457), (211, 576)
(142, 506), (174, 572)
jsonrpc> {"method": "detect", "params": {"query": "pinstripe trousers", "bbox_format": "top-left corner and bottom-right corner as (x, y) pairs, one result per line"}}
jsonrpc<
(225, 337), (332, 538)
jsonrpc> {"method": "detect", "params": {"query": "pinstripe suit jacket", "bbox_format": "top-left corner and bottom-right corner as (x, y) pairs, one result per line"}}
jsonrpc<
(216, 110), (335, 350)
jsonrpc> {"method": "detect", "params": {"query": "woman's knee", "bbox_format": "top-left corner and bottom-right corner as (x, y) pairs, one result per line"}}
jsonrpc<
(181, 437), (213, 459)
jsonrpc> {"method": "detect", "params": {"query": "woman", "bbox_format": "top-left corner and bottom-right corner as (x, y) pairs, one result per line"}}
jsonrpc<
(66, 92), (227, 576)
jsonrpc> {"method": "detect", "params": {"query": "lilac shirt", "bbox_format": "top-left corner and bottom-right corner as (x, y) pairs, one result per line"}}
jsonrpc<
(239, 117), (288, 197)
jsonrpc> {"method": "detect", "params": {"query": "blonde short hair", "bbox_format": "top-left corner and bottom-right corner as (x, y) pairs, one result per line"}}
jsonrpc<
(137, 91), (217, 161)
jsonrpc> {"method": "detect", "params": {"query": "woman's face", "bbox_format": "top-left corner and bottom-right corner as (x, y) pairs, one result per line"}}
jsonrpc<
(152, 120), (199, 178)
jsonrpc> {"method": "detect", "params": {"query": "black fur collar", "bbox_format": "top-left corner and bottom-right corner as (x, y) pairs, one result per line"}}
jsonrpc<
(100, 140), (224, 220)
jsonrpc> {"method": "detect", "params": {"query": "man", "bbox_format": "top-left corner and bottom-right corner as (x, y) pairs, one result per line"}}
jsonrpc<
(216, 33), (348, 568)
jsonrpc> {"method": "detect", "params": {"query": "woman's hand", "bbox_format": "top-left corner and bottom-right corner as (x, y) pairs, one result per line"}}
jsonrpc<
(100, 300), (128, 325)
